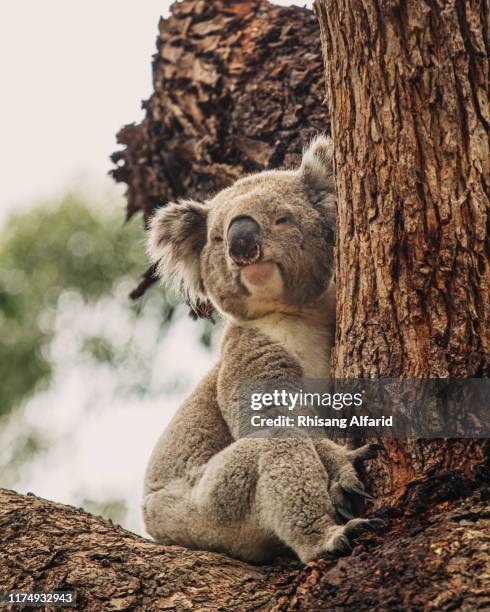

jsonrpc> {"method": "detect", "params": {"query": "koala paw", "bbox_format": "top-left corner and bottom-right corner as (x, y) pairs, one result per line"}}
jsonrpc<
(326, 443), (384, 523)
(325, 517), (386, 556)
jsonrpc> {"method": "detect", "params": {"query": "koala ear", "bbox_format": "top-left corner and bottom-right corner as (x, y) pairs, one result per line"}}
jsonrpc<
(148, 200), (208, 305)
(300, 134), (335, 194)
(300, 135), (336, 235)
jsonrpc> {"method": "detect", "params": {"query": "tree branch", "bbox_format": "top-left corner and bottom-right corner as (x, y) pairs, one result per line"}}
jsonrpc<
(0, 489), (293, 610)
(1, 487), (489, 610)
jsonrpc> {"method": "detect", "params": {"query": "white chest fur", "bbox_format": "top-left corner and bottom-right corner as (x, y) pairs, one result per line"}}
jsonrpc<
(247, 314), (334, 378)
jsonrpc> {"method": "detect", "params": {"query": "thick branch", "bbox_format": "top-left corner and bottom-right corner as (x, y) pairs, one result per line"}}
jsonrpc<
(0, 489), (292, 610)
(1, 486), (489, 610)
(110, 0), (326, 225)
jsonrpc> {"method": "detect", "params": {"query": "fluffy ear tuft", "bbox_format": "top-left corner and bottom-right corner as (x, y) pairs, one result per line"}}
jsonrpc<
(300, 134), (335, 194)
(300, 135), (336, 236)
(147, 200), (208, 305)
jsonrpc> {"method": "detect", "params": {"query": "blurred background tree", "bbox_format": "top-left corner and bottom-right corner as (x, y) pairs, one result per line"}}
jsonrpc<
(0, 195), (218, 529)
(0, 195), (169, 417)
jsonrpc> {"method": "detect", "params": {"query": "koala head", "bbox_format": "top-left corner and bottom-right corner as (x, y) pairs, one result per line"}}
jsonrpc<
(148, 136), (336, 322)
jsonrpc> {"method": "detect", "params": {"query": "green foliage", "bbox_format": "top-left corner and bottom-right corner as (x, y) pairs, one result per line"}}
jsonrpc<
(82, 336), (116, 365)
(0, 431), (48, 489)
(0, 195), (154, 416)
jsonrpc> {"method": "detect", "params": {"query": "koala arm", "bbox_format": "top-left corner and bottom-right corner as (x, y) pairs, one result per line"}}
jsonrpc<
(144, 365), (233, 496)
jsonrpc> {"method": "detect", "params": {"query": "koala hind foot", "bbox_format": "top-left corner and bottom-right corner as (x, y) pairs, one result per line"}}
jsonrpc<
(323, 517), (385, 557)
(319, 442), (383, 523)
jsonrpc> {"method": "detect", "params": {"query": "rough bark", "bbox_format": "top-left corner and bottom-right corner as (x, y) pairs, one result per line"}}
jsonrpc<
(0, 489), (293, 610)
(1, 487), (489, 611)
(111, 0), (325, 221)
(315, 0), (490, 501)
(110, 0), (326, 306)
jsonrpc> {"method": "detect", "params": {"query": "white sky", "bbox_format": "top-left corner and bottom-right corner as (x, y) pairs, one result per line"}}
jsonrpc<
(0, 1), (172, 222)
(0, 1), (312, 226)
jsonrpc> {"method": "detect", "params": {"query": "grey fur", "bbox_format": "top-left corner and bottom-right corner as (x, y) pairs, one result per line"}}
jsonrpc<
(144, 136), (380, 563)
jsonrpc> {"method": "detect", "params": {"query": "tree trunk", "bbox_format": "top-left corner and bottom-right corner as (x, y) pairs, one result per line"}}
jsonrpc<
(315, 0), (489, 501)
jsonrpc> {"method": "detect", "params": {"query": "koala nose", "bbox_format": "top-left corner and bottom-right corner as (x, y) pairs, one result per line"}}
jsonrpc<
(227, 216), (261, 265)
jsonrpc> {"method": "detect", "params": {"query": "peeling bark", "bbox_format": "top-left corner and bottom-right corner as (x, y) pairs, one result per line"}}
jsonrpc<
(110, 0), (326, 224)
(0, 489), (294, 610)
(275, 487), (490, 610)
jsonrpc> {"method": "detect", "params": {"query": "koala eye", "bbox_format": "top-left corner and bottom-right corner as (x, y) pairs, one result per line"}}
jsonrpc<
(212, 235), (223, 243)
(274, 215), (290, 226)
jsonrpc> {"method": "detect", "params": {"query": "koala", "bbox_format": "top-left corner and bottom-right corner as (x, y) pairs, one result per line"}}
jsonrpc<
(143, 136), (382, 563)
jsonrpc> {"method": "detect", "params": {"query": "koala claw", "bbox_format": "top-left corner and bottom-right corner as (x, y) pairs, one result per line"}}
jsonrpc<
(343, 517), (384, 537)
(347, 484), (374, 500)
(325, 517), (382, 557)
(328, 533), (352, 556)
(368, 518), (387, 532)
(340, 480), (374, 500)
(336, 506), (355, 522)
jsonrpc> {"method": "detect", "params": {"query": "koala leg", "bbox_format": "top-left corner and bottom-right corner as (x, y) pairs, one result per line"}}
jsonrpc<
(144, 444), (282, 563)
(144, 437), (382, 563)
(143, 475), (204, 547)
(252, 437), (383, 562)
(191, 436), (381, 563)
